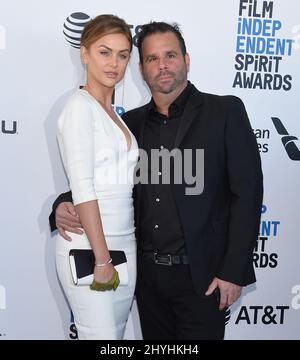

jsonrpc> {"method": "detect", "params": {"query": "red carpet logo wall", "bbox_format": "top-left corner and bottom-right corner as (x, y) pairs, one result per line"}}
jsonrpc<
(0, 0), (299, 340)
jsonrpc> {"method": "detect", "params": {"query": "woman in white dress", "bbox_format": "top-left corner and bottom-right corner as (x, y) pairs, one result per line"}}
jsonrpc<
(55, 14), (138, 339)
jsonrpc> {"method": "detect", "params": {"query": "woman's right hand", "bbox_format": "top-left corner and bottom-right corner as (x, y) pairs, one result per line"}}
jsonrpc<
(94, 263), (115, 284)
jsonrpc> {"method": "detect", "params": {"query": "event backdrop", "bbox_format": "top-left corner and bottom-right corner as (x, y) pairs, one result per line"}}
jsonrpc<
(0, 0), (299, 339)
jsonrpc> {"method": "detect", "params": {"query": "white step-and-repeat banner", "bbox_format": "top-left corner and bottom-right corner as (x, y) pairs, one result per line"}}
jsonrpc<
(0, 0), (299, 339)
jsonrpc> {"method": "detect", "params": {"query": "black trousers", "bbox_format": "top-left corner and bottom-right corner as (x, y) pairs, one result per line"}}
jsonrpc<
(135, 255), (226, 340)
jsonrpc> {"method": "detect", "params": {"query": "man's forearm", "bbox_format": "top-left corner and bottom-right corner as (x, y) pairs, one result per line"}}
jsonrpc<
(49, 191), (73, 232)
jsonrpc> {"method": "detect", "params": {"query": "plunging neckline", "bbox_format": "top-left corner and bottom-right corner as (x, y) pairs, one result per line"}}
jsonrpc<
(109, 111), (133, 152)
(80, 89), (132, 152)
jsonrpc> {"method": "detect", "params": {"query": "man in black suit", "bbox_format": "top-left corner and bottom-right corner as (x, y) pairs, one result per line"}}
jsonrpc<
(49, 22), (263, 339)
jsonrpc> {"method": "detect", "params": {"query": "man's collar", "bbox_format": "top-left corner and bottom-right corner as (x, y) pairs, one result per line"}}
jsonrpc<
(148, 81), (193, 118)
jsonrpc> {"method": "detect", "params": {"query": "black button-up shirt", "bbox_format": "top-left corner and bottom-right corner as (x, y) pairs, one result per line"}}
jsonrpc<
(139, 82), (193, 254)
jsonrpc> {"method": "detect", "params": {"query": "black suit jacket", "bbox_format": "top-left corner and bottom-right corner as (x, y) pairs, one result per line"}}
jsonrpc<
(49, 84), (263, 296)
(123, 84), (263, 295)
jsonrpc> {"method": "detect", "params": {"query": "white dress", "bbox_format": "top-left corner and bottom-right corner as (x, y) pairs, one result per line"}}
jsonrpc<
(55, 89), (138, 339)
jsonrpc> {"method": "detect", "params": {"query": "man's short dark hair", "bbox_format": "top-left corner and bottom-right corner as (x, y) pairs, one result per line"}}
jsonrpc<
(137, 21), (187, 63)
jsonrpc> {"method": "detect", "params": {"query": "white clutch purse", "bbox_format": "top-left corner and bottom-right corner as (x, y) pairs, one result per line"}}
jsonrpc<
(69, 249), (128, 286)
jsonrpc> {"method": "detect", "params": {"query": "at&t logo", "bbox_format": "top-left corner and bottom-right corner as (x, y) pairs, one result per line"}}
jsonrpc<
(63, 12), (91, 48)
(63, 13), (142, 50)
(235, 305), (290, 325)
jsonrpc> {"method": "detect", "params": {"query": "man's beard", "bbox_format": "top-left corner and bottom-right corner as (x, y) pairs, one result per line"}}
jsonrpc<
(147, 68), (187, 94)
